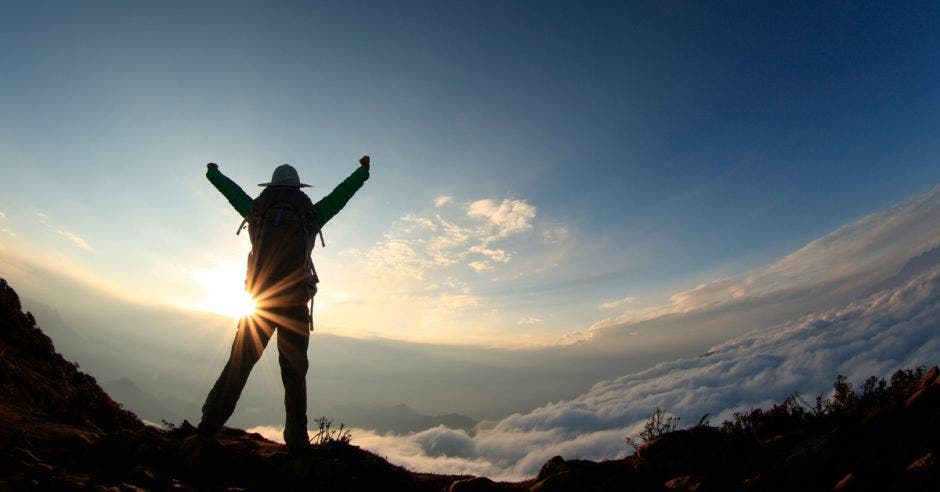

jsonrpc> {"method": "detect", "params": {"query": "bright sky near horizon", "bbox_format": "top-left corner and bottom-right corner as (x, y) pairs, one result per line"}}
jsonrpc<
(1, 1), (938, 346)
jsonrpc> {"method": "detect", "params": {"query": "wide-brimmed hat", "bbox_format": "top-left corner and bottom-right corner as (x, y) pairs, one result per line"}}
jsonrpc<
(258, 164), (312, 188)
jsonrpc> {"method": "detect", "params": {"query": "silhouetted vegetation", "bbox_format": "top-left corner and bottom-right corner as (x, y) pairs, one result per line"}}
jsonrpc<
(719, 366), (927, 438)
(599, 366), (939, 491)
(625, 367), (931, 447)
(310, 416), (352, 445)
(626, 407), (681, 451)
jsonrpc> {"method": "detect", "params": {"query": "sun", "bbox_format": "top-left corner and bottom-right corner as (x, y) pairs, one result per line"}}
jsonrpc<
(188, 259), (258, 318)
(227, 290), (258, 318)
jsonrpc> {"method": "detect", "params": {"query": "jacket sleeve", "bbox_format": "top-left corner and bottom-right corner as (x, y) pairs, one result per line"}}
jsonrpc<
(206, 167), (253, 219)
(312, 166), (369, 228)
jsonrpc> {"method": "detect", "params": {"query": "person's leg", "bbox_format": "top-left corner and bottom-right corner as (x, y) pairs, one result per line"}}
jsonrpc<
(274, 304), (311, 450)
(199, 315), (274, 433)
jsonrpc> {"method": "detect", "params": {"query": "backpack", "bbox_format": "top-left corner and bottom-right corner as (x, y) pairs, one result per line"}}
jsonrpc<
(237, 187), (323, 328)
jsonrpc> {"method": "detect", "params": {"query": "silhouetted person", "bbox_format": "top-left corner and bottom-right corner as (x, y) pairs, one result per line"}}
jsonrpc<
(198, 156), (370, 451)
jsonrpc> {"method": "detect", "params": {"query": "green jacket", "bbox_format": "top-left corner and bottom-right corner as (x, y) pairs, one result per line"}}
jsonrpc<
(206, 165), (369, 229)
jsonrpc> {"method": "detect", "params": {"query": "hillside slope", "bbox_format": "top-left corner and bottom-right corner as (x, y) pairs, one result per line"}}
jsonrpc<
(0, 278), (468, 491)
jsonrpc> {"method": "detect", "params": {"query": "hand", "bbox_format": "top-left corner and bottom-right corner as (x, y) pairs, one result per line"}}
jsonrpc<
(207, 162), (219, 169)
(359, 155), (370, 170)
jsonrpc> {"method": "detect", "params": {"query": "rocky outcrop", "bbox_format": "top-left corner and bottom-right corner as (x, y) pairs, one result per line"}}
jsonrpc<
(0, 278), (467, 491)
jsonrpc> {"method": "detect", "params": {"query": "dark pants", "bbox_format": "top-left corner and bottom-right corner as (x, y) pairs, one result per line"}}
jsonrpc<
(199, 303), (311, 450)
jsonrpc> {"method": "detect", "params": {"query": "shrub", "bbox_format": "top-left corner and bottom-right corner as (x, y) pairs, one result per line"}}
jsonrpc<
(310, 416), (352, 446)
(720, 366), (927, 439)
(627, 407), (680, 451)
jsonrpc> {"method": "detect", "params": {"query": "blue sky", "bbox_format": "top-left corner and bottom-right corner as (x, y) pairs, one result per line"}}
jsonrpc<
(1, 1), (938, 345)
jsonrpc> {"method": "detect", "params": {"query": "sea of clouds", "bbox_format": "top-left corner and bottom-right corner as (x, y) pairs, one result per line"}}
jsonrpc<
(249, 262), (940, 480)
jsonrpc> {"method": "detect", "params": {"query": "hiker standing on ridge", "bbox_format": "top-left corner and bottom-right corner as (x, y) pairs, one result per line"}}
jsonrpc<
(197, 156), (370, 452)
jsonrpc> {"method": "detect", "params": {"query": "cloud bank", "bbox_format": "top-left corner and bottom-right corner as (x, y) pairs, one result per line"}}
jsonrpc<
(334, 264), (940, 480)
(574, 184), (940, 346)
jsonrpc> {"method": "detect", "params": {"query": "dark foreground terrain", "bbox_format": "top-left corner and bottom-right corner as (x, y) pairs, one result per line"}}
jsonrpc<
(1, 278), (938, 491)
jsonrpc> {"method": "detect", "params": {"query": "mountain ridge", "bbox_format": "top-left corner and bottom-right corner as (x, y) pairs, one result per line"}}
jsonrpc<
(2, 277), (939, 491)
(326, 402), (477, 434)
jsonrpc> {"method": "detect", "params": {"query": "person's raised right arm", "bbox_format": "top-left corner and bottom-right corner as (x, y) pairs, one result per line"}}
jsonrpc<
(311, 156), (370, 228)
(206, 163), (253, 218)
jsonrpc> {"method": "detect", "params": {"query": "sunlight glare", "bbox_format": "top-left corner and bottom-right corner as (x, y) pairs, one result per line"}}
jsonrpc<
(189, 258), (257, 318)
(230, 290), (257, 318)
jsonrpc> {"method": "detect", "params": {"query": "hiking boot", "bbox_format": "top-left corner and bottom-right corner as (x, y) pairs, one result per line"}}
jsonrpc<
(286, 441), (312, 454)
(283, 425), (310, 453)
(196, 420), (219, 436)
(179, 433), (226, 470)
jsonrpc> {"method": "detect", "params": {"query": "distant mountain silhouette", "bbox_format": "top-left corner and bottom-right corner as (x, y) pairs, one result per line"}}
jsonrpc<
(101, 378), (185, 425)
(2, 276), (938, 491)
(329, 402), (477, 434)
(866, 244), (940, 296)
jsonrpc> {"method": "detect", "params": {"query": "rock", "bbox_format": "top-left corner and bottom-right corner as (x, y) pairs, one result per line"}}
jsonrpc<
(597, 473), (637, 491)
(449, 476), (498, 492)
(893, 451), (939, 491)
(166, 478), (197, 491)
(176, 434), (227, 471)
(128, 466), (155, 487)
(529, 470), (581, 492)
(905, 387), (927, 408)
(119, 483), (149, 492)
(832, 473), (855, 491)
(537, 456), (567, 481)
(906, 452), (935, 472)
(637, 426), (743, 478)
(919, 367), (939, 388)
(664, 475), (703, 491)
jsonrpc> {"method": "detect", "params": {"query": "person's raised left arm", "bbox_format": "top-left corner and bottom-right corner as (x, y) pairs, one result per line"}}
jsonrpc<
(206, 163), (253, 218)
(311, 156), (370, 229)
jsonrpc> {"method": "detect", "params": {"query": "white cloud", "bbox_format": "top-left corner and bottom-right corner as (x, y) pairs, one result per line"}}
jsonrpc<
(36, 212), (93, 252)
(434, 195), (454, 208)
(245, 425), (283, 443)
(361, 238), (431, 280)
(345, 265), (940, 480)
(541, 225), (569, 243)
(467, 244), (510, 263)
(578, 185), (940, 343)
(56, 231), (93, 251)
(688, 186), (940, 308)
(598, 296), (635, 310)
(468, 261), (493, 272)
(0, 212), (13, 237)
(467, 199), (536, 237)
(334, 195), (576, 343)
(358, 197), (539, 285)
(247, 424), (515, 479)
(436, 293), (481, 311)
(517, 316), (543, 325)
